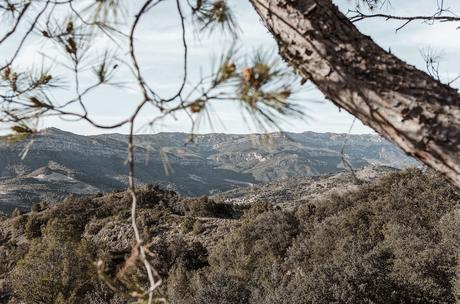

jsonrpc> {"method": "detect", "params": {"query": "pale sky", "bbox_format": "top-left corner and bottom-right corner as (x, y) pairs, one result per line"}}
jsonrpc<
(1, 0), (459, 135)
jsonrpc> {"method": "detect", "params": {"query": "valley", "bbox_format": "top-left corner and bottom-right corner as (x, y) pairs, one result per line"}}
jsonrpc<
(0, 128), (417, 213)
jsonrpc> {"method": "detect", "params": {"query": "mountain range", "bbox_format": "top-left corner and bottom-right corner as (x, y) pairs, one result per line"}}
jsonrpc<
(0, 128), (418, 213)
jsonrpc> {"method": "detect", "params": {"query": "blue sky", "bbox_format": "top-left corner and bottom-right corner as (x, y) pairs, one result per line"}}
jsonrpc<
(1, 0), (459, 135)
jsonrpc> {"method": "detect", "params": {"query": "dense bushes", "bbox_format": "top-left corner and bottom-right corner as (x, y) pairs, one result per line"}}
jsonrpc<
(11, 219), (100, 303)
(179, 196), (241, 218)
(1, 169), (459, 303)
(167, 169), (460, 304)
(1, 186), (183, 303)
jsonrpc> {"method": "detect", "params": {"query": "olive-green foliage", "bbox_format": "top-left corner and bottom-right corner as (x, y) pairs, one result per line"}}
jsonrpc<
(1, 186), (191, 303)
(3, 188), (158, 303)
(181, 216), (196, 234)
(180, 196), (239, 218)
(30, 203), (41, 213)
(168, 169), (460, 304)
(24, 213), (47, 239)
(152, 237), (209, 277)
(282, 169), (459, 304)
(191, 271), (250, 304)
(11, 219), (98, 304)
(209, 208), (299, 282)
(2, 169), (459, 304)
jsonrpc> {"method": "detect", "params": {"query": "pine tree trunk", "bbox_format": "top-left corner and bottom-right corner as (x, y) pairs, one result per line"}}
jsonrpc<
(251, 0), (460, 187)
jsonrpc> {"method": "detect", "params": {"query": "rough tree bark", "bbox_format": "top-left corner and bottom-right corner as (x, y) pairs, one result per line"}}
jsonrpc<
(251, 0), (460, 187)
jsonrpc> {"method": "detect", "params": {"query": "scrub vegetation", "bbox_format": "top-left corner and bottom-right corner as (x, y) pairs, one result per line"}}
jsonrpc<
(0, 169), (458, 303)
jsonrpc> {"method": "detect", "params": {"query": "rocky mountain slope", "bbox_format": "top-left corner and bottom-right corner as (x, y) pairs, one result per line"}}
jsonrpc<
(0, 128), (417, 213)
(213, 165), (399, 209)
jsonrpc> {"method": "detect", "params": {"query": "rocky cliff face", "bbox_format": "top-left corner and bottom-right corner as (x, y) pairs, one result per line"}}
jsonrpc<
(0, 128), (417, 213)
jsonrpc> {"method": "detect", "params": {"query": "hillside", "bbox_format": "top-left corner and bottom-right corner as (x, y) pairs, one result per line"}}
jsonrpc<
(213, 165), (399, 209)
(0, 128), (417, 213)
(0, 168), (458, 303)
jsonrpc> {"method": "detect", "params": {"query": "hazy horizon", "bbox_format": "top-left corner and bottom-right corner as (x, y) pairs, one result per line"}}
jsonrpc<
(40, 126), (378, 136)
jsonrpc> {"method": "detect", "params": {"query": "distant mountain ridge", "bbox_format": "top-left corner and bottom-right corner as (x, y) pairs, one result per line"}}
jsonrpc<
(0, 128), (418, 213)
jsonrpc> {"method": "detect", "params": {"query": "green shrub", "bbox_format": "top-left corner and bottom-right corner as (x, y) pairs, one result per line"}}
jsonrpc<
(190, 272), (250, 304)
(151, 237), (208, 277)
(30, 203), (41, 213)
(284, 169), (459, 304)
(11, 219), (99, 303)
(24, 213), (47, 239)
(181, 216), (195, 234)
(3, 169), (459, 304)
(181, 196), (237, 218)
(181, 169), (460, 304)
